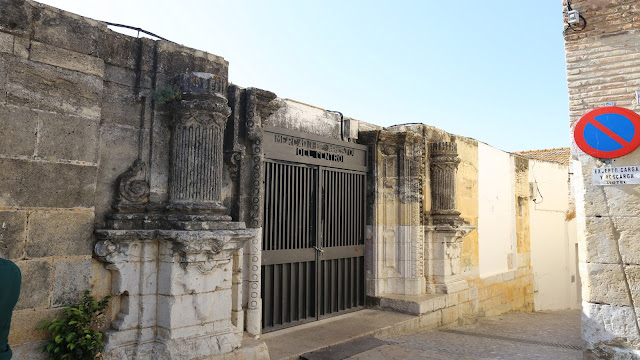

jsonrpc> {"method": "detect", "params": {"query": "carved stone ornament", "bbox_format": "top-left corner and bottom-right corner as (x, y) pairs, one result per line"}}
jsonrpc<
(115, 159), (149, 204)
(171, 94), (231, 127)
(224, 147), (245, 180)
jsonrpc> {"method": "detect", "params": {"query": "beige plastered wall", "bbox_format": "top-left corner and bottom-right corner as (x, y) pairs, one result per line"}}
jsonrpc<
(457, 139), (535, 317)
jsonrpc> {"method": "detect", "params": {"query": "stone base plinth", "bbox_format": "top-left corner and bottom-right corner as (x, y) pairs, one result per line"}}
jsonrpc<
(95, 226), (255, 360)
(103, 333), (268, 360)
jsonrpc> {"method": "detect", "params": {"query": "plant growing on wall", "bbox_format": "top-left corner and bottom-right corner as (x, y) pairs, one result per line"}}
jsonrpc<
(150, 85), (182, 106)
(38, 290), (110, 360)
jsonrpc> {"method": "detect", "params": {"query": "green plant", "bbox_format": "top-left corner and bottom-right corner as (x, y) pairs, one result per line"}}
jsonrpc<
(38, 290), (111, 360)
(150, 85), (181, 106)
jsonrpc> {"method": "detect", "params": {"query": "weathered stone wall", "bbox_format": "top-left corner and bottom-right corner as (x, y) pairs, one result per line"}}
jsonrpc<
(564, 0), (640, 357)
(0, 0), (229, 356)
(360, 124), (537, 323)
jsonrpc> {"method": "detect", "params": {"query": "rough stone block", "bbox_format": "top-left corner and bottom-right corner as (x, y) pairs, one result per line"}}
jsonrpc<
(0, 31), (12, 54)
(159, 258), (231, 296)
(582, 301), (640, 345)
(0, 211), (27, 260)
(0, 0), (33, 36)
(446, 292), (458, 307)
(158, 289), (232, 329)
(468, 286), (479, 300)
(458, 288), (470, 303)
(149, 116), (170, 202)
(580, 262), (629, 306)
(432, 295), (446, 310)
(0, 158), (97, 208)
(10, 341), (47, 360)
(29, 41), (104, 77)
(94, 124), (139, 224)
(13, 35), (28, 58)
(583, 216), (627, 264)
(90, 258), (112, 300)
(582, 171), (640, 218)
(0, 104), (37, 157)
(9, 308), (63, 345)
(15, 259), (52, 310)
(52, 257), (91, 307)
(157, 41), (227, 79)
(26, 210), (94, 258)
(104, 64), (152, 88)
(612, 217), (640, 265)
(38, 112), (99, 163)
(104, 31), (155, 71)
(418, 310), (441, 329)
(32, 5), (106, 57)
(7, 57), (102, 120)
(0, 54), (8, 103)
(101, 81), (144, 128)
(441, 305), (459, 325)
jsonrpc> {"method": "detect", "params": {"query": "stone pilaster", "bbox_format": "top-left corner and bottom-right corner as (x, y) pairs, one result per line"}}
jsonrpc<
(361, 130), (425, 296)
(167, 73), (231, 214)
(95, 72), (259, 359)
(429, 142), (462, 226)
(426, 141), (475, 294)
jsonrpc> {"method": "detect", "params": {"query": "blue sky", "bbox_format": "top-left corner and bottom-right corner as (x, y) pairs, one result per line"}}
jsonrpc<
(38, 1), (569, 152)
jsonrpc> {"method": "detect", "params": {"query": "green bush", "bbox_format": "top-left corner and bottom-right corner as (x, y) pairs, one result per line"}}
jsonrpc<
(38, 290), (110, 360)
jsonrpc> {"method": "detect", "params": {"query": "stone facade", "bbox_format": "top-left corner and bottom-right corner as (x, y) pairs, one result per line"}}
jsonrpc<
(564, 0), (640, 358)
(0, 1), (574, 359)
(360, 126), (535, 328)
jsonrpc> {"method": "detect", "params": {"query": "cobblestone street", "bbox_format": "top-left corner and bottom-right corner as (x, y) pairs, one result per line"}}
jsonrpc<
(302, 310), (582, 360)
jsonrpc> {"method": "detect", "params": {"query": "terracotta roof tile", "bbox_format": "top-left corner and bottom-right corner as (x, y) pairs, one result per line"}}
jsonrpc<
(515, 147), (570, 166)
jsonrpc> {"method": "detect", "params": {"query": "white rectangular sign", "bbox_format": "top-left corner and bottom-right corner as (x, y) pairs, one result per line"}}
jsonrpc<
(593, 166), (640, 185)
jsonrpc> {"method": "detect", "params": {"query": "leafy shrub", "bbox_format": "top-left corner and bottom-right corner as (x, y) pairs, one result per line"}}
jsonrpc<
(38, 290), (110, 360)
(150, 85), (181, 106)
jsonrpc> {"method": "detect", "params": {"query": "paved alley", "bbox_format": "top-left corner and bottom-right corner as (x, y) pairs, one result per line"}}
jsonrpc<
(301, 310), (582, 360)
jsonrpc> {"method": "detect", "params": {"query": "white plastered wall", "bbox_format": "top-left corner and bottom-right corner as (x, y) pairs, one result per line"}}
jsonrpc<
(529, 160), (579, 310)
(478, 143), (517, 277)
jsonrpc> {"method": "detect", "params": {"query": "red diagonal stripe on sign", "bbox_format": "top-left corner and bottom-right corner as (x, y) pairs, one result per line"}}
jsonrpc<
(588, 119), (630, 147)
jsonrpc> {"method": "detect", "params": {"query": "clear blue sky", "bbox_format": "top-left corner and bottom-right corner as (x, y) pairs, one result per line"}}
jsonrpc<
(39, 1), (569, 152)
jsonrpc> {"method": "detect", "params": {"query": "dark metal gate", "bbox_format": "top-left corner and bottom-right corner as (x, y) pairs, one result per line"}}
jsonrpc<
(261, 126), (367, 332)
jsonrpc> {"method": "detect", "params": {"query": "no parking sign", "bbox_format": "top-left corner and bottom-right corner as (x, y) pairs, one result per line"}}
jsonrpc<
(574, 106), (640, 158)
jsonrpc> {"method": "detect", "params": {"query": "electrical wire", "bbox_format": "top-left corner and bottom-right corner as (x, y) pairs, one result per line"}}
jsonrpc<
(101, 21), (176, 43)
(564, 0), (587, 33)
(531, 164), (544, 204)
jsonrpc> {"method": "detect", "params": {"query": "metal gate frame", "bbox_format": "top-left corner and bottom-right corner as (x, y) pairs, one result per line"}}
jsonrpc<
(261, 126), (368, 332)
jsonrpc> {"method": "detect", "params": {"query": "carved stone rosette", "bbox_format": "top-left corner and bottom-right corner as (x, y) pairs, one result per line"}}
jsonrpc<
(168, 72), (231, 214)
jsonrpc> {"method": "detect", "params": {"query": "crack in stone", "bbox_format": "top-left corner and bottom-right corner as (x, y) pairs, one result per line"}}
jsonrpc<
(601, 188), (640, 338)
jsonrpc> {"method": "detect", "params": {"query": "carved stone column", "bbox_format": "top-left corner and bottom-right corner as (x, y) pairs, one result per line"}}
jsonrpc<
(426, 141), (475, 294)
(429, 142), (461, 226)
(168, 73), (231, 214)
(95, 72), (259, 359)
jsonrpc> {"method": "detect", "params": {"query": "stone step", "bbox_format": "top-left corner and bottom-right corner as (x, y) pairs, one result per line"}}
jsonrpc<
(261, 309), (429, 360)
